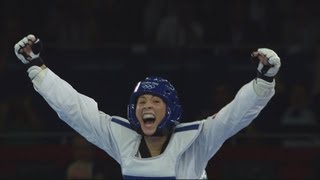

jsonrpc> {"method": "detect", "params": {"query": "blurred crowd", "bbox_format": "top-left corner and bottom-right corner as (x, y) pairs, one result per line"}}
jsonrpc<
(0, 0), (319, 143)
(0, 1), (320, 179)
(0, 0), (319, 48)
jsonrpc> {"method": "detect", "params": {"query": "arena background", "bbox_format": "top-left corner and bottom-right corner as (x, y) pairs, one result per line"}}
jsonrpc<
(0, 0), (319, 179)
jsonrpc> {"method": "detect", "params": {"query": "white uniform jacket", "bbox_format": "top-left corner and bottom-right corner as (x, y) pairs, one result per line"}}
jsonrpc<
(30, 68), (275, 179)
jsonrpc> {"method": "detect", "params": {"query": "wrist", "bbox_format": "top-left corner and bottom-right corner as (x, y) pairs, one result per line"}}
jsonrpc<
(26, 57), (44, 69)
(253, 78), (275, 97)
(257, 71), (274, 83)
(40, 64), (47, 69)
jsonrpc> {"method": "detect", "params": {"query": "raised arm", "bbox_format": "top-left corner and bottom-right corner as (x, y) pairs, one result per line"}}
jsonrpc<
(200, 48), (281, 159)
(13, 34), (118, 157)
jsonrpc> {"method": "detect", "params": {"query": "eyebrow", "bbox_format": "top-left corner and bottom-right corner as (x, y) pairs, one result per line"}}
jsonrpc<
(137, 96), (146, 100)
(138, 95), (159, 99)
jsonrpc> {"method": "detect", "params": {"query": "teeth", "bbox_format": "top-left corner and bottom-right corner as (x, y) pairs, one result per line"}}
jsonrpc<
(143, 113), (155, 120)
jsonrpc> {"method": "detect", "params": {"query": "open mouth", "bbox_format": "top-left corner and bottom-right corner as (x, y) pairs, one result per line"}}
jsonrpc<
(143, 114), (156, 126)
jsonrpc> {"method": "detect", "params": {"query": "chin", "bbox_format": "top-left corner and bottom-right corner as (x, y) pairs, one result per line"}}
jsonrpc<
(142, 129), (156, 136)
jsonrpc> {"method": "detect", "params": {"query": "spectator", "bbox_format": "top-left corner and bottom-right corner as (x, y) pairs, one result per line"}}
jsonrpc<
(0, 94), (44, 133)
(44, 0), (100, 48)
(311, 47), (320, 124)
(226, 0), (266, 47)
(155, 0), (204, 47)
(143, 0), (168, 44)
(280, 84), (317, 126)
(70, 134), (94, 161)
(66, 160), (94, 179)
(281, 1), (320, 52)
(66, 134), (105, 179)
(280, 84), (317, 147)
(195, 83), (234, 119)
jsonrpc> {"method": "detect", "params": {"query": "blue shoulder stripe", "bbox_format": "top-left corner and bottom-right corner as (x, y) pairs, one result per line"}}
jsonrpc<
(111, 118), (132, 130)
(123, 175), (175, 179)
(174, 124), (199, 133)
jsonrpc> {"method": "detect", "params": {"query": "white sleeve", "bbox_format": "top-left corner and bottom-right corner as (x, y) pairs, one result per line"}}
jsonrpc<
(200, 79), (275, 160)
(29, 67), (120, 161)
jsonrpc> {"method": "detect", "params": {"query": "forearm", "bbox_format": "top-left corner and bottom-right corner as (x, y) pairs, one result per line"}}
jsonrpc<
(14, 34), (117, 155)
(221, 79), (273, 134)
(199, 78), (275, 161)
(203, 79), (274, 142)
(28, 66), (101, 132)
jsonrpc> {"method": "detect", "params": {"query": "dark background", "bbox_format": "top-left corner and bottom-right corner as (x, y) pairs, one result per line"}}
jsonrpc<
(0, 0), (319, 179)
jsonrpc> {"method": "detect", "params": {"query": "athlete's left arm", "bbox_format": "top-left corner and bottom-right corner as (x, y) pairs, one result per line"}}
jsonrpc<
(199, 48), (281, 159)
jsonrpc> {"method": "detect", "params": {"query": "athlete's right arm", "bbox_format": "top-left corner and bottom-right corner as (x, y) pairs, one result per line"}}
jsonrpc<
(14, 34), (120, 161)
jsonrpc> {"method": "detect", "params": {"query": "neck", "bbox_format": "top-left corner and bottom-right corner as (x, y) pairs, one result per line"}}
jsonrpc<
(144, 135), (168, 157)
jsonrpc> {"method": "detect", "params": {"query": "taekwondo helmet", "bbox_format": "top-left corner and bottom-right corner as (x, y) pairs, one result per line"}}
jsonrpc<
(127, 76), (182, 135)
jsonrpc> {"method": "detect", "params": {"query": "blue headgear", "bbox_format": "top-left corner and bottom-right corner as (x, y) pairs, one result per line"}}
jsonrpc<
(127, 76), (182, 135)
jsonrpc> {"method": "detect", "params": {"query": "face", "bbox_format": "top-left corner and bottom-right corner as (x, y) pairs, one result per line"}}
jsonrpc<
(135, 94), (167, 136)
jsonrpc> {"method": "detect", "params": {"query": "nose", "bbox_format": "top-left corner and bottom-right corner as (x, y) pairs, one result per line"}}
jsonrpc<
(143, 101), (153, 109)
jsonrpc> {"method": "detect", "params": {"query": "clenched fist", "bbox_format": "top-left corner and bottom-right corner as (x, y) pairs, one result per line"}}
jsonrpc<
(14, 34), (43, 65)
(252, 48), (281, 82)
